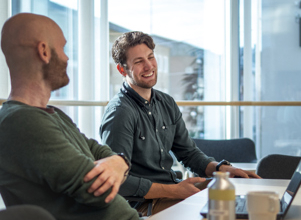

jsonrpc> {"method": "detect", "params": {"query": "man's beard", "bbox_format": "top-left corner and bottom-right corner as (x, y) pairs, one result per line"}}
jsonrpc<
(127, 70), (157, 89)
(43, 48), (69, 91)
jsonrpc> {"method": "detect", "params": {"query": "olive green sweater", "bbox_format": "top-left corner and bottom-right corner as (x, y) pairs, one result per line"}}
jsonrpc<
(0, 101), (140, 220)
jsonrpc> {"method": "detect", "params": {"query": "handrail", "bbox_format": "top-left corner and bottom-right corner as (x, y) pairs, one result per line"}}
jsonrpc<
(49, 100), (109, 106)
(176, 101), (301, 106)
(1, 99), (301, 106)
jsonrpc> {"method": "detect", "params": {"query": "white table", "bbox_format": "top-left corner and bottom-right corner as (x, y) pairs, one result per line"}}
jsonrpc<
(148, 179), (301, 220)
(231, 163), (257, 172)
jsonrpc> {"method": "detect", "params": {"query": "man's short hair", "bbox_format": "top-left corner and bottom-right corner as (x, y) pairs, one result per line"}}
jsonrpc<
(112, 31), (155, 67)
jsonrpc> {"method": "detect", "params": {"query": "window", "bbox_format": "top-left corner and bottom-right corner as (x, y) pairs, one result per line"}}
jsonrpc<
(109, 0), (228, 139)
(253, 0), (301, 157)
(9, 0), (106, 141)
(1, 0), (300, 159)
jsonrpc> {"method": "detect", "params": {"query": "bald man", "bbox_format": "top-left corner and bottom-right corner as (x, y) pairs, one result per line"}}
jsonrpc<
(0, 13), (141, 220)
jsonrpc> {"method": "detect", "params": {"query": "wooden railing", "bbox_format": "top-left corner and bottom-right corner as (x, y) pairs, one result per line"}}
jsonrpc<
(1, 99), (301, 106)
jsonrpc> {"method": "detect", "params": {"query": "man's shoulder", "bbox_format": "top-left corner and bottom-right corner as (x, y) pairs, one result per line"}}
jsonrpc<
(0, 101), (60, 125)
(0, 101), (38, 118)
(154, 89), (173, 99)
(106, 92), (137, 111)
(153, 89), (176, 105)
(0, 101), (52, 133)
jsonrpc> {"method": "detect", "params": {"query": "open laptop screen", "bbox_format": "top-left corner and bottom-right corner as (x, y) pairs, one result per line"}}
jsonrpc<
(281, 160), (301, 216)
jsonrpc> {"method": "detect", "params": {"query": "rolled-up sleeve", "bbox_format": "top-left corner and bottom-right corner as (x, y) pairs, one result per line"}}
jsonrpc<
(119, 175), (152, 197)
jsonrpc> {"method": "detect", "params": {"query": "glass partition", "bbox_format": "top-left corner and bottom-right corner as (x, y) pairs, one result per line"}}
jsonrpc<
(108, 0), (228, 140)
(2, 0), (300, 160)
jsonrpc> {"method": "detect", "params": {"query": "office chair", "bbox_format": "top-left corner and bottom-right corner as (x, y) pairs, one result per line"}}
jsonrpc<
(256, 154), (301, 179)
(0, 204), (56, 220)
(192, 138), (257, 163)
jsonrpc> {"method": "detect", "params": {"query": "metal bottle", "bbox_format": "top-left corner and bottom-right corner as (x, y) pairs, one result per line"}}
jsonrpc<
(208, 172), (235, 220)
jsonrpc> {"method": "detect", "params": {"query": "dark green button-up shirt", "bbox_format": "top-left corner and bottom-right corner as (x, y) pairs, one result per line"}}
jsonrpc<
(100, 82), (215, 197)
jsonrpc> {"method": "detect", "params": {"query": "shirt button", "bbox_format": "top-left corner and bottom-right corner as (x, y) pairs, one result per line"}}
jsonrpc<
(145, 101), (148, 104)
(162, 167), (165, 170)
(156, 129), (158, 132)
(161, 149), (163, 152)
(162, 126), (165, 129)
(148, 112), (151, 115)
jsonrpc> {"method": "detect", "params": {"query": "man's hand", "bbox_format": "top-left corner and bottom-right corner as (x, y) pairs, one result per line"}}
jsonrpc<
(169, 177), (206, 199)
(219, 165), (261, 178)
(205, 161), (261, 178)
(84, 155), (129, 203)
(145, 177), (208, 200)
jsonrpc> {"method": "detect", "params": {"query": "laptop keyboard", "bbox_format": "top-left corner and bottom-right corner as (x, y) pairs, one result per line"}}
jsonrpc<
(236, 196), (247, 213)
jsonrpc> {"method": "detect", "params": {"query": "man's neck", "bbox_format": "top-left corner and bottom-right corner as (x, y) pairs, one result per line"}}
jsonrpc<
(128, 84), (152, 102)
(8, 80), (51, 108)
(8, 95), (49, 108)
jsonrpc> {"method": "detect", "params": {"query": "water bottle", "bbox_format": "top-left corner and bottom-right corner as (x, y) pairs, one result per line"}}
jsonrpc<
(208, 172), (235, 220)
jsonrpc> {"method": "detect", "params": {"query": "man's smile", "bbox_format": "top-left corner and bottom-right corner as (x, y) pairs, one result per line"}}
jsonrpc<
(142, 71), (154, 78)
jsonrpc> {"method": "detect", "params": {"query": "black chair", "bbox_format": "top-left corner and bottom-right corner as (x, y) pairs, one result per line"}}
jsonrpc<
(0, 204), (56, 220)
(256, 154), (301, 179)
(192, 138), (257, 163)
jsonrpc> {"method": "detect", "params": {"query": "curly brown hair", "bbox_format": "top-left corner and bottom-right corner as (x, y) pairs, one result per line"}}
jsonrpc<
(111, 31), (155, 68)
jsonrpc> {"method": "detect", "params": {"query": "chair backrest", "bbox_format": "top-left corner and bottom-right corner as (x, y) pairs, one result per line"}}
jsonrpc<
(256, 154), (301, 179)
(192, 138), (257, 163)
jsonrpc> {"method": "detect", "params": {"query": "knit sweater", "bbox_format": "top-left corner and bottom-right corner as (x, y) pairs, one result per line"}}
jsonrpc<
(0, 100), (140, 220)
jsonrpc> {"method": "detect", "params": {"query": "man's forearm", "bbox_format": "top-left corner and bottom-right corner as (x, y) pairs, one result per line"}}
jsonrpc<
(144, 183), (176, 199)
(144, 177), (206, 200)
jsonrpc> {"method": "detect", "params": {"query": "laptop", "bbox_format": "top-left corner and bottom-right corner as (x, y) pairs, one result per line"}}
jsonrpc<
(200, 160), (301, 220)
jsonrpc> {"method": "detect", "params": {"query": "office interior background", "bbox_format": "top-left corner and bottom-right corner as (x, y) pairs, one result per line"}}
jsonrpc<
(0, 0), (301, 161)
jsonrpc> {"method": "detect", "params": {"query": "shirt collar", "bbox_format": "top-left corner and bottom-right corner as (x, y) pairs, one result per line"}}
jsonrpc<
(121, 82), (161, 107)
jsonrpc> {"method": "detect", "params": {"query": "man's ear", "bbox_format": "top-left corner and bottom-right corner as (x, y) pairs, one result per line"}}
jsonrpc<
(37, 41), (50, 64)
(117, 64), (126, 77)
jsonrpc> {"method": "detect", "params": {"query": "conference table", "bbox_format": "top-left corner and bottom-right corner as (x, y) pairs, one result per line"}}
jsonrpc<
(231, 163), (257, 172)
(148, 178), (301, 220)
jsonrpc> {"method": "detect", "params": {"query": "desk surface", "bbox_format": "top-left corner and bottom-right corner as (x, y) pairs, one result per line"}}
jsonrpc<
(231, 163), (257, 172)
(148, 179), (301, 220)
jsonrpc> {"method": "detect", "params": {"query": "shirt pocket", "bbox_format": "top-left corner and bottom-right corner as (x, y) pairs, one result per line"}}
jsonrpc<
(159, 122), (176, 151)
(134, 127), (158, 158)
